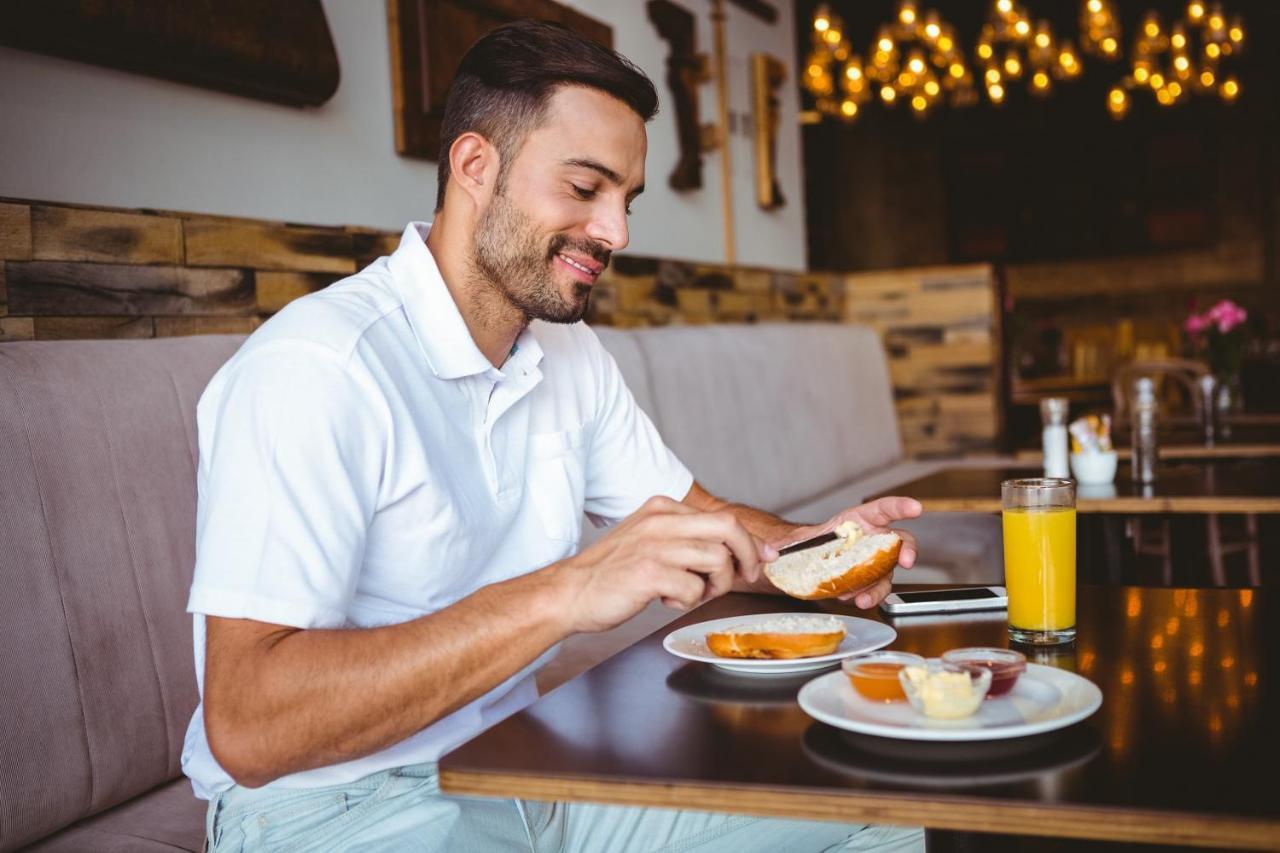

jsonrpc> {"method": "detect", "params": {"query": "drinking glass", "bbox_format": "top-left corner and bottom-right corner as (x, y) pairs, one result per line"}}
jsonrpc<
(1002, 478), (1076, 645)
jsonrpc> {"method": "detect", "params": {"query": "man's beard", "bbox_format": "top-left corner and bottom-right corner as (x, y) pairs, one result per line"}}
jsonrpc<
(472, 190), (608, 325)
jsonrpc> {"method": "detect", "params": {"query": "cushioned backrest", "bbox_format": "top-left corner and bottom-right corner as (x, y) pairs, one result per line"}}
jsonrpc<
(627, 323), (902, 513)
(591, 326), (659, 429)
(0, 335), (244, 850)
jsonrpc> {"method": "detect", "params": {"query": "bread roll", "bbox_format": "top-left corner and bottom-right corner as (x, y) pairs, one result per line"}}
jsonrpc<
(706, 614), (846, 659)
(764, 522), (901, 600)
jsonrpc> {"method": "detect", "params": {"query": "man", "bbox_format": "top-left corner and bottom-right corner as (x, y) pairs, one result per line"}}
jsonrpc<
(184, 19), (924, 852)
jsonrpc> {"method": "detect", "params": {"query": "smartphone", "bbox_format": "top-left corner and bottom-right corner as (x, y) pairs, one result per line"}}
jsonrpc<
(878, 586), (1008, 616)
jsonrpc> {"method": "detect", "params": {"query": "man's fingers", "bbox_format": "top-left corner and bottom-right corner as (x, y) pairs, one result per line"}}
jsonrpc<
(659, 541), (738, 602)
(650, 511), (764, 584)
(892, 528), (918, 569)
(836, 573), (894, 609)
(849, 496), (923, 529)
(654, 566), (706, 611)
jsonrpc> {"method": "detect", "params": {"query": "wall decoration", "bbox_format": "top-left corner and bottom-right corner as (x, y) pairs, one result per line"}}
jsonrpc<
(386, 0), (612, 161)
(648, 0), (711, 191)
(751, 53), (786, 210)
(0, 0), (339, 107)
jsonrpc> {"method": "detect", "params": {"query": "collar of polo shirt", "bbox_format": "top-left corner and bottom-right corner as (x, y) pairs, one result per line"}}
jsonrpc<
(387, 223), (545, 381)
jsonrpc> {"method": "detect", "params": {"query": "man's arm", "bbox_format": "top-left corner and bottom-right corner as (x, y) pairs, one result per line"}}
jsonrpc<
(682, 481), (922, 607)
(203, 496), (768, 788)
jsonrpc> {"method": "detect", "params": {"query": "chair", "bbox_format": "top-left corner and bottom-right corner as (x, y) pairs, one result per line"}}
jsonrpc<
(1111, 361), (1259, 587)
(1110, 358), (1208, 426)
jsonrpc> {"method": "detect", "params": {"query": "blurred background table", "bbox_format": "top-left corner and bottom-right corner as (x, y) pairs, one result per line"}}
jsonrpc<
(440, 587), (1276, 851)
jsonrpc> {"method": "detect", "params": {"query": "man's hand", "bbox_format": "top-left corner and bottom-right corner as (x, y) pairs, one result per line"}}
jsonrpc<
(553, 495), (778, 634)
(772, 496), (923, 610)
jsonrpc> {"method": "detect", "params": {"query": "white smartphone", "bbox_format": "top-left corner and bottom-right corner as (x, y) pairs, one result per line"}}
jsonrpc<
(879, 586), (1008, 616)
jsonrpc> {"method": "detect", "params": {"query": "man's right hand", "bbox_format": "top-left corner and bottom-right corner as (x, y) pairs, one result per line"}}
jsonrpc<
(552, 495), (776, 634)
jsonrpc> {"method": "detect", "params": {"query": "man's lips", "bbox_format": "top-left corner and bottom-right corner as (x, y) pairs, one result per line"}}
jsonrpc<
(554, 252), (605, 282)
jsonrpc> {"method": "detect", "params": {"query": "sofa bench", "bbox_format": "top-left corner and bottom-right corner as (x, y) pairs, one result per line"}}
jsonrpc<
(0, 323), (1003, 850)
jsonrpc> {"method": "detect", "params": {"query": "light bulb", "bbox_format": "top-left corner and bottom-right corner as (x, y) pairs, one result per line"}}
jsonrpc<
(899, 3), (917, 25)
(841, 99), (858, 117)
(1014, 19), (1030, 37)
(1102, 37), (1117, 54)
(1088, 0), (1102, 13)
(1033, 71), (1049, 89)
(989, 83), (1005, 102)
(1205, 43), (1221, 58)
(1150, 73), (1165, 89)
(950, 63), (965, 78)
(1222, 78), (1240, 99)
(925, 80), (940, 96)
(881, 85), (897, 103)
(997, 0), (1013, 15)
(985, 68), (1002, 84)
(909, 56), (925, 74)
(912, 94), (928, 111)
(878, 37), (894, 53)
(978, 43), (993, 60)
(1188, 2), (1204, 21)
(1200, 69), (1215, 87)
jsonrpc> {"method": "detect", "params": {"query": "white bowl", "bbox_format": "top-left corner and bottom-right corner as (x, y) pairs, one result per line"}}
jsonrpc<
(1070, 450), (1117, 485)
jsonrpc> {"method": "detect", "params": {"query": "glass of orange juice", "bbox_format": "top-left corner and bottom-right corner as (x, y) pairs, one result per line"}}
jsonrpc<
(1002, 477), (1076, 645)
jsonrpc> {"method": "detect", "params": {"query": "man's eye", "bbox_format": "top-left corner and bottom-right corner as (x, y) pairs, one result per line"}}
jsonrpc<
(571, 185), (596, 200)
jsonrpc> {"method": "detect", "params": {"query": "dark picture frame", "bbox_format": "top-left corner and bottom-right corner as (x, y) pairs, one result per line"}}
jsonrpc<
(387, 0), (612, 161)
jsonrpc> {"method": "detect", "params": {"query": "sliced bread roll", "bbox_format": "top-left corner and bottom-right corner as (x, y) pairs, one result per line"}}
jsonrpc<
(765, 522), (901, 601)
(706, 614), (846, 659)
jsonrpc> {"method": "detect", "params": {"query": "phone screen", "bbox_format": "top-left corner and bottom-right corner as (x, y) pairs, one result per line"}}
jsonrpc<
(894, 588), (1000, 603)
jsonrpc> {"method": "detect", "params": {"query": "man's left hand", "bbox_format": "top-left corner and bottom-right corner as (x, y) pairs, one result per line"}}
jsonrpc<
(772, 496), (923, 610)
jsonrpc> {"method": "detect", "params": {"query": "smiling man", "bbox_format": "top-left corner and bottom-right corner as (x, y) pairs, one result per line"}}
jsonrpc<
(185, 20), (923, 852)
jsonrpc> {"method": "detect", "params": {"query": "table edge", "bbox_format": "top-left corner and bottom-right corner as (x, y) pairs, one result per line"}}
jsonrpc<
(438, 769), (1279, 850)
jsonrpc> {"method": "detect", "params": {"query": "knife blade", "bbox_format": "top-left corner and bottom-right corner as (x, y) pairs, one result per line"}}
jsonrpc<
(776, 530), (839, 557)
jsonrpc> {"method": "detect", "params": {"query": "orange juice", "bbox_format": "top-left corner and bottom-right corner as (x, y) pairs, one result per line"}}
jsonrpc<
(1002, 506), (1076, 631)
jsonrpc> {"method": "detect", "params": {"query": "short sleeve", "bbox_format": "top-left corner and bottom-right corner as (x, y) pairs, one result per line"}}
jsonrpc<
(580, 330), (693, 523)
(186, 344), (389, 628)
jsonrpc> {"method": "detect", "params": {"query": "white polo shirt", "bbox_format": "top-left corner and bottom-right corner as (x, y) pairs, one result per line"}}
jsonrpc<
(181, 223), (692, 798)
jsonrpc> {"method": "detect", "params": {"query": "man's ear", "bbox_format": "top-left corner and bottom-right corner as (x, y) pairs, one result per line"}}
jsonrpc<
(448, 131), (500, 209)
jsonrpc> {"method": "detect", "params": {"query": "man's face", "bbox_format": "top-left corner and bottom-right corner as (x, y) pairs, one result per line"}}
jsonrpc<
(472, 85), (646, 324)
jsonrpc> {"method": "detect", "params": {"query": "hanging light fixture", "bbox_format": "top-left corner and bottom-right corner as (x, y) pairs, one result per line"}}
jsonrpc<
(801, 2), (973, 122)
(1079, 0), (1122, 60)
(1109, 1), (1244, 119)
(977, 1), (1082, 105)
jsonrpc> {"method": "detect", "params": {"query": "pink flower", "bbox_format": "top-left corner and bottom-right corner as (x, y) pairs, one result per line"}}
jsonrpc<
(1185, 314), (1210, 335)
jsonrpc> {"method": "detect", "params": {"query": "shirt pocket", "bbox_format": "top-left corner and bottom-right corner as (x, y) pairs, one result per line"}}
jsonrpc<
(527, 424), (588, 543)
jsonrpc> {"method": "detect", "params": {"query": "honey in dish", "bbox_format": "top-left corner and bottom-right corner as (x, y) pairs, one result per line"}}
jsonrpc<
(847, 661), (908, 701)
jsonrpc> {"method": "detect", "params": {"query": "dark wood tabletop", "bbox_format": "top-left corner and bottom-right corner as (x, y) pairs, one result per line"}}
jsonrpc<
(439, 586), (1276, 850)
(875, 458), (1280, 514)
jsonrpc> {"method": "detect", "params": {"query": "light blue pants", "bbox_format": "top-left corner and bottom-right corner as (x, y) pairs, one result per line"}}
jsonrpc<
(204, 763), (923, 852)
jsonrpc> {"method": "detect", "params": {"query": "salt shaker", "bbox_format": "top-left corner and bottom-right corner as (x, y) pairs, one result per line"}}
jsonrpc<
(1040, 397), (1069, 479)
(1132, 377), (1159, 484)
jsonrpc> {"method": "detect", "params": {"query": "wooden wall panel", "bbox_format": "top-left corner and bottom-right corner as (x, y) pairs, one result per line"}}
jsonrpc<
(155, 317), (261, 337)
(256, 271), (336, 313)
(184, 219), (355, 274)
(0, 197), (1002, 460)
(0, 317), (35, 342)
(33, 317), (156, 340)
(31, 206), (182, 265)
(6, 261), (254, 316)
(846, 264), (999, 458)
(0, 203), (32, 260)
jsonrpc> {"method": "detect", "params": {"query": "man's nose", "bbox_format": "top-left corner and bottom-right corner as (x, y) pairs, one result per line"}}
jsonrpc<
(585, 202), (629, 252)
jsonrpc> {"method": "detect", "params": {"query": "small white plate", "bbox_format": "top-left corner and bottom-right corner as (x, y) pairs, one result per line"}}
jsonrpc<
(663, 613), (896, 675)
(798, 663), (1102, 741)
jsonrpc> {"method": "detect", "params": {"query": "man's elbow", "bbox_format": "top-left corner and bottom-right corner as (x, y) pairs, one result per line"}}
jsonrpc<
(204, 704), (276, 789)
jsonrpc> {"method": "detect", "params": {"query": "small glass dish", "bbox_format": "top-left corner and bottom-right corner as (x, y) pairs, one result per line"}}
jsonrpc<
(842, 651), (926, 702)
(898, 659), (992, 719)
(942, 647), (1027, 698)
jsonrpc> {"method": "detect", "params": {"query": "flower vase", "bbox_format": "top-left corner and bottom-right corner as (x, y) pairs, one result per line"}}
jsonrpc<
(1215, 373), (1243, 439)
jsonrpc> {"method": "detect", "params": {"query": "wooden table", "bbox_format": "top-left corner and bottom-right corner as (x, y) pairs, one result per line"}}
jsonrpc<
(440, 587), (1276, 850)
(879, 458), (1280, 514)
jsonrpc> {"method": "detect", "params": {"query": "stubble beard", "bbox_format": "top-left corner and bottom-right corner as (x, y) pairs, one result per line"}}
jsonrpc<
(471, 189), (599, 325)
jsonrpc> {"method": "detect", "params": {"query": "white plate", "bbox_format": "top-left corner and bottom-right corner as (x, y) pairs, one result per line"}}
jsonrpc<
(663, 613), (896, 675)
(798, 663), (1102, 741)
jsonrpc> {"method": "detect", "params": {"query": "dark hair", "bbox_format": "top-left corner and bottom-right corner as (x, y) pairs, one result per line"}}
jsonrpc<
(435, 19), (658, 211)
